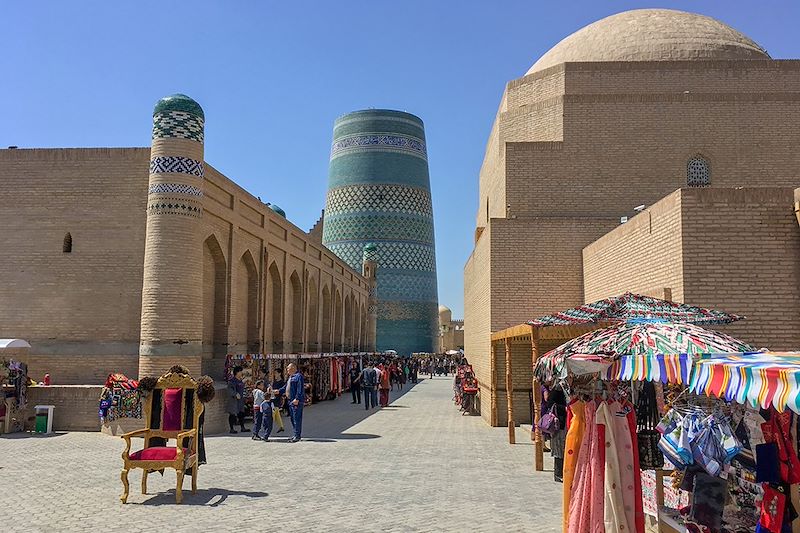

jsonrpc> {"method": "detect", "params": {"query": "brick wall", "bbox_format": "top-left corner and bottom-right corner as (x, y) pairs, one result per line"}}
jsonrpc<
(681, 188), (800, 349)
(583, 190), (685, 303)
(0, 147), (374, 385)
(464, 226), (492, 423)
(583, 187), (800, 350)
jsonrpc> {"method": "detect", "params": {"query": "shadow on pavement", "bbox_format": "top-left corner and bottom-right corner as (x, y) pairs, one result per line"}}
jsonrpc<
(138, 487), (268, 506)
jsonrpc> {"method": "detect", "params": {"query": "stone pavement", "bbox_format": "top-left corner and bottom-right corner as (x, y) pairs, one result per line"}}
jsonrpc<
(0, 377), (561, 532)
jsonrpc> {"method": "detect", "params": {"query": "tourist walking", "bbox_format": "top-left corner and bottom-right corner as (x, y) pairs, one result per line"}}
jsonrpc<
(276, 363), (305, 442)
(349, 360), (362, 404)
(361, 361), (377, 410)
(378, 363), (390, 407)
(227, 366), (248, 434)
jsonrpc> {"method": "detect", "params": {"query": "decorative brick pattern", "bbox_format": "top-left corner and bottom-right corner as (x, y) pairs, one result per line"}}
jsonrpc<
(147, 183), (203, 197)
(152, 111), (204, 142)
(149, 156), (204, 177)
(327, 241), (436, 272)
(325, 185), (433, 216)
(147, 197), (202, 217)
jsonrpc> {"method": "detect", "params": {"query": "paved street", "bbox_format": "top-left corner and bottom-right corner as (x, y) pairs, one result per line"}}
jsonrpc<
(0, 377), (561, 532)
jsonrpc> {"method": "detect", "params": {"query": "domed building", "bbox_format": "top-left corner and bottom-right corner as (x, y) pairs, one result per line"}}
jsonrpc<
(464, 9), (800, 426)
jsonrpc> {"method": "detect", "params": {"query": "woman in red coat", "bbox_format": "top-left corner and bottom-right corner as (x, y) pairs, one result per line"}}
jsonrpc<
(378, 363), (391, 407)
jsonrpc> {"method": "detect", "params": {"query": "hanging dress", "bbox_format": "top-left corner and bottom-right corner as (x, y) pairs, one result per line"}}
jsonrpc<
(563, 399), (586, 532)
(597, 401), (632, 533)
(611, 402), (638, 532)
(624, 401), (645, 533)
(568, 400), (604, 533)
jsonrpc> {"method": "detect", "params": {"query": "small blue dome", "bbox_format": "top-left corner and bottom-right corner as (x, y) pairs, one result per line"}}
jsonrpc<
(267, 203), (286, 218)
(153, 94), (205, 119)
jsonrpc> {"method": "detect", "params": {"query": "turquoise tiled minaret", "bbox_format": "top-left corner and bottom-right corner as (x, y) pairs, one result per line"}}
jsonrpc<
(323, 109), (438, 355)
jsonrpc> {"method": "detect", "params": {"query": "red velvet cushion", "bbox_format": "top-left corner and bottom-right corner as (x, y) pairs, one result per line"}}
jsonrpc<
(129, 446), (188, 461)
(162, 388), (182, 430)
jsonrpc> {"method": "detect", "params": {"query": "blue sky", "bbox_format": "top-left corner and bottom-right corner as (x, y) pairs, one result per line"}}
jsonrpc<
(3, 1), (798, 318)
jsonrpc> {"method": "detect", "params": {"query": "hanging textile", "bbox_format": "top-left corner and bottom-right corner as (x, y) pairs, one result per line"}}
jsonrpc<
(563, 400), (585, 532)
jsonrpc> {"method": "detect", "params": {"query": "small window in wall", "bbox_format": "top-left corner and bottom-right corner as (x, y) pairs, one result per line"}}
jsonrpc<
(687, 156), (710, 187)
(63, 232), (72, 253)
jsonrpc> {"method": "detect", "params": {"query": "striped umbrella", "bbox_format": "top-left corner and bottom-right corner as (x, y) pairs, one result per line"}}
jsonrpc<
(534, 320), (754, 383)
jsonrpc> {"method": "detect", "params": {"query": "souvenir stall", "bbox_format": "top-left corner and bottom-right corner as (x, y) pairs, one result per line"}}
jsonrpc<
(534, 320), (759, 533)
(491, 292), (745, 466)
(98, 373), (142, 423)
(225, 353), (381, 406)
(1, 358), (30, 434)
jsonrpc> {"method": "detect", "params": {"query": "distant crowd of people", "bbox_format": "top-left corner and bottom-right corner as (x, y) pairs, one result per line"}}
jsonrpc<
(418, 356), (459, 378)
(348, 359), (420, 409)
(228, 358), (428, 443)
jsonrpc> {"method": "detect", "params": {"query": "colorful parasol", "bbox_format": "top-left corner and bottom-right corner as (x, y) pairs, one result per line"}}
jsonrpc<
(529, 292), (744, 327)
(534, 320), (755, 383)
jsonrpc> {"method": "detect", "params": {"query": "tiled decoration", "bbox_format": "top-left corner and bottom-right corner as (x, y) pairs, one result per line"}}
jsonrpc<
(325, 185), (432, 216)
(149, 156), (204, 177)
(152, 111), (204, 142)
(326, 241), (436, 272)
(330, 133), (427, 161)
(147, 183), (203, 197)
(147, 197), (203, 218)
(323, 109), (438, 354)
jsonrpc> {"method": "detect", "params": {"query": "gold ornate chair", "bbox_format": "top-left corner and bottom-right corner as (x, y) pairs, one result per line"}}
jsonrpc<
(120, 371), (203, 504)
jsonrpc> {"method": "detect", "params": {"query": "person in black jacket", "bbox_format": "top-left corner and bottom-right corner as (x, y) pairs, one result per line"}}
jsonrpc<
(544, 386), (568, 482)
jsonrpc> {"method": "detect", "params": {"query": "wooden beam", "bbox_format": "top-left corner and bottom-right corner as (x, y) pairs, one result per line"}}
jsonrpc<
(491, 324), (533, 342)
(505, 337), (515, 444)
(490, 342), (498, 426)
(531, 328), (544, 471)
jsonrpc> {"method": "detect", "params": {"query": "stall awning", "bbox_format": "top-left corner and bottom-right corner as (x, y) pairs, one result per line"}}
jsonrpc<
(605, 352), (800, 414)
(0, 339), (31, 350)
(528, 292), (744, 327)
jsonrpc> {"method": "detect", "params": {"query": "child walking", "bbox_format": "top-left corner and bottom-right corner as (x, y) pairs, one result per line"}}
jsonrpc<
(252, 380), (273, 441)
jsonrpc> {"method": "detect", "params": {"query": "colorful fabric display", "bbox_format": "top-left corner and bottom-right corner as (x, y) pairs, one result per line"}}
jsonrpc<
(758, 485), (786, 532)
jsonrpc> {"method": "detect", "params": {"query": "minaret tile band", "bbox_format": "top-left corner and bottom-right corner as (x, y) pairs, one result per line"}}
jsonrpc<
(149, 156), (205, 177)
(323, 109), (438, 355)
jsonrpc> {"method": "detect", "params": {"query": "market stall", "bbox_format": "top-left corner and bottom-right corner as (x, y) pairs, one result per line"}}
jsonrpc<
(0, 339), (32, 434)
(490, 292), (744, 469)
(225, 352), (389, 408)
(533, 320), (800, 533)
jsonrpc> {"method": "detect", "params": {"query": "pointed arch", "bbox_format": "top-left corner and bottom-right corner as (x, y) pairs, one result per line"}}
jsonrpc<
(321, 285), (332, 352)
(359, 301), (367, 351)
(287, 271), (303, 352)
(202, 234), (227, 360)
(266, 262), (283, 353)
(238, 250), (259, 353)
(344, 293), (354, 351)
(333, 288), (343, 352)
(306, 276), (319, 352)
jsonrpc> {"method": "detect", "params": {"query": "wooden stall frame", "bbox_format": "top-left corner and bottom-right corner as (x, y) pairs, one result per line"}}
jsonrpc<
(491, 322), (607, 471)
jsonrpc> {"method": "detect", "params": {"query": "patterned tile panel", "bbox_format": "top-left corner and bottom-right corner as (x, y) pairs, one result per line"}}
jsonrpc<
(152, 111), (204, 142)
(322, 214), (434, 243)
(375, 271), (438, 302)
(326, 241), (436, 272)
(330, 133), (427, 161)
(147, 183), (203, 197)
(325, 185), (432, 216)
(149, 156), (204, 177)
(147, 197), (203, 218)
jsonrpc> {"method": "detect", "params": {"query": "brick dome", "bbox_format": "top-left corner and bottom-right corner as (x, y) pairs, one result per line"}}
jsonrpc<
(527, 9), (769, 75)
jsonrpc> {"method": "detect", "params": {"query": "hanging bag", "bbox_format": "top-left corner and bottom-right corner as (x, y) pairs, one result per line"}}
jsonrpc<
(636, 381), (665, 470)
(538, 405), (559, 436)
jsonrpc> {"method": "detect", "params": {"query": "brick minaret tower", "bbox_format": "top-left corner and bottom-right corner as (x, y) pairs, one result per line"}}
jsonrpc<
(362, 243), (378, 351)
(139, 94), (205, 377)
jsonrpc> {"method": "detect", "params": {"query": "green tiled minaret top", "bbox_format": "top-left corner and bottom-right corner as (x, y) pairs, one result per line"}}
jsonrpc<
(153, 94), (205, 119)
